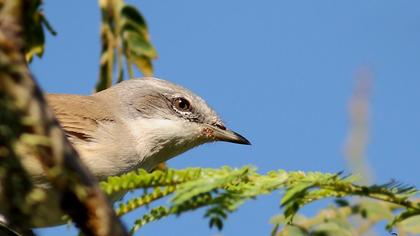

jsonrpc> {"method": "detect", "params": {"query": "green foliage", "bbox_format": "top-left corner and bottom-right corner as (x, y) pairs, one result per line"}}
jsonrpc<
(23, 0), (56, 62)
(270, 198), (420, 236)
(96, 0), (157, 92)
(398, 215), (420, 234)
(101, 166), (420, 235)
(120, 4), (157, 77)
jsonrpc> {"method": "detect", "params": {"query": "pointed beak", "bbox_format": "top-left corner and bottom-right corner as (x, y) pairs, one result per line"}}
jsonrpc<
(205, 124), (251, 145)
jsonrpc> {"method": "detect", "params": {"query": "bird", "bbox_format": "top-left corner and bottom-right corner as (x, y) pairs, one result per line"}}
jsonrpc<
(17, 77), (250, 227)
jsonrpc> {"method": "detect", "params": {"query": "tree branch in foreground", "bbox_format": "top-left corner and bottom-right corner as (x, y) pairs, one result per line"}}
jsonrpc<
(0, 1), (127, 235)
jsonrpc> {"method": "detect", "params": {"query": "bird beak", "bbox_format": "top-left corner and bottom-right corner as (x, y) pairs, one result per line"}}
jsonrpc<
(205, 124), (251, 145)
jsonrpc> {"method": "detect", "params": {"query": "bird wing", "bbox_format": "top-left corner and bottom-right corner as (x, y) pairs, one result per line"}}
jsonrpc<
(46, 94), (116, 142)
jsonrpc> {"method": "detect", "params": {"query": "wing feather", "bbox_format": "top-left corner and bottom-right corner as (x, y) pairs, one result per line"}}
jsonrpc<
(46, 94), (115, 141)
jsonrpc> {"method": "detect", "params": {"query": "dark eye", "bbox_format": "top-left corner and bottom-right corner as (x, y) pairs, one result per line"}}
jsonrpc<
(173, 97), (191, 111)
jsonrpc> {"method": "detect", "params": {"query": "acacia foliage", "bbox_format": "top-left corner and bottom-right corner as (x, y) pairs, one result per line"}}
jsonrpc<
(100, 166), (420, 235)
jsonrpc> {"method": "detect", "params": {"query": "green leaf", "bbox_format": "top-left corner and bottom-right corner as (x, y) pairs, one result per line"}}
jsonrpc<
(23, 0), (56, 62)
(281, 182), (314, 206)
(130, 205), (170, 233)
(311, 221), (354, 236)
(120, 5), (147, 30)
(398, 215), (420, 233)
(334, 198), (350, 207)
(24, 12), (45, 62)
(209, 217), (224, 230)
(280, 225), (308, 236)
(387, 210), (420, 230)
(171, 167), (250, 205)
(358, 200), (393, 221)
(123, 31), (157, 58)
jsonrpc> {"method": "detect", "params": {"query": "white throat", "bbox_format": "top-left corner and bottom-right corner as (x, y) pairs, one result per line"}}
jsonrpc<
(75, 117), (205, 180)
(126, 117), (205, 171)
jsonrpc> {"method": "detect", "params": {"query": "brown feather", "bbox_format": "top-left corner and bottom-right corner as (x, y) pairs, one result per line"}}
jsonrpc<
(46, 94), (116, 141)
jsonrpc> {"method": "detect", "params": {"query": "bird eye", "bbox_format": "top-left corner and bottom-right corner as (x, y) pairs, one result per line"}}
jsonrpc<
(173, 97), (191, 111)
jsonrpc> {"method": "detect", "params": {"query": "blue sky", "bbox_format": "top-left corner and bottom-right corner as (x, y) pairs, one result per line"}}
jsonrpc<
(31, 1), (420, 235)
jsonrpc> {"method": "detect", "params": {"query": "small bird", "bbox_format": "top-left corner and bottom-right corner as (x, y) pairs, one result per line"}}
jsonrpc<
(18, 77), (250, 227)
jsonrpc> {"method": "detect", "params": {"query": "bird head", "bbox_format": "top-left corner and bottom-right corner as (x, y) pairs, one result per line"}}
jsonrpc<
(94, 77), (250, 169)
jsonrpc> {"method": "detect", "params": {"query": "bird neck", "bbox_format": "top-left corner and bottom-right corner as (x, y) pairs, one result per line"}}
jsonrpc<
(125, 117), (205, 171)
(75, 117), (205, 180)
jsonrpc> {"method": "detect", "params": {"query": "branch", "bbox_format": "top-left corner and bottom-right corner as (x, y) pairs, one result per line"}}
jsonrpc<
(0, 1), (127, 235)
